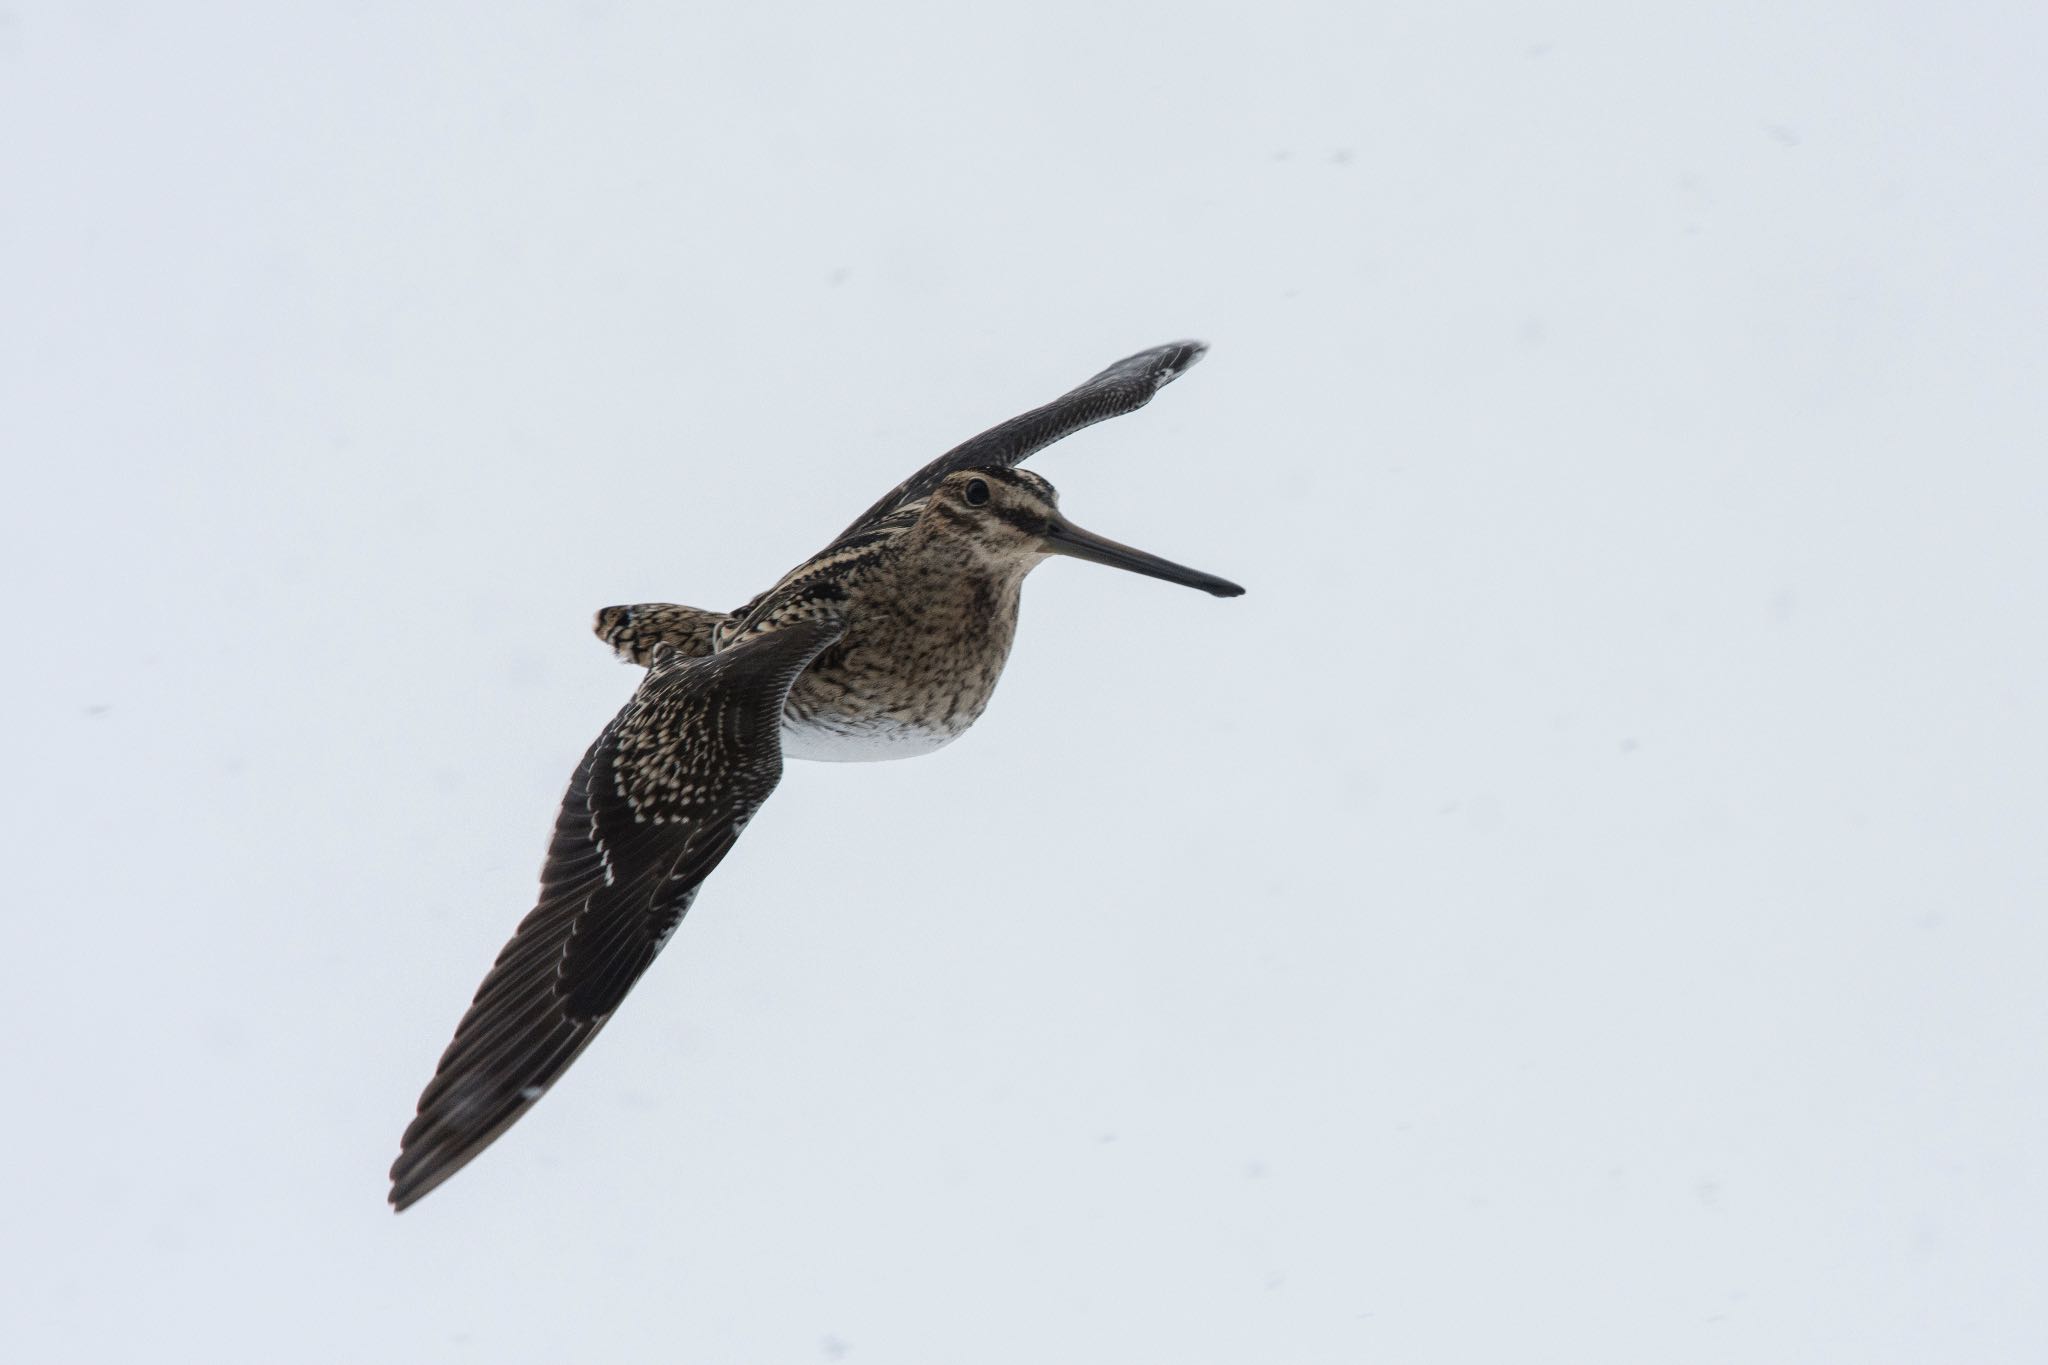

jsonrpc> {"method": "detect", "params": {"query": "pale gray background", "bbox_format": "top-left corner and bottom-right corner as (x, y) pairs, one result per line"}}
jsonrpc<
(4, 3), (2044, 1361)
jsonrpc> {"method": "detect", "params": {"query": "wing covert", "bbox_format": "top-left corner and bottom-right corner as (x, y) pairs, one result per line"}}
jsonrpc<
(388, 619), (844, 1210)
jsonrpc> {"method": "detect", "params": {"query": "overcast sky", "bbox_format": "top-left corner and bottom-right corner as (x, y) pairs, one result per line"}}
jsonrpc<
(4, 3), (2045, 1361)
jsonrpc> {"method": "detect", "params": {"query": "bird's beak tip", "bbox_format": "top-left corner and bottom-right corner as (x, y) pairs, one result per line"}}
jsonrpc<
(1040, 517), (1244, 599)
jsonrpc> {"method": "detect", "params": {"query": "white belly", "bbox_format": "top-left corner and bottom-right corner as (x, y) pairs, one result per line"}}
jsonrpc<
(780, 716), (963, 763)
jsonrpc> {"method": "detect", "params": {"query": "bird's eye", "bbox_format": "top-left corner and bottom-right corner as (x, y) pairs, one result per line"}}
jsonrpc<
(963, 478), (991, 507)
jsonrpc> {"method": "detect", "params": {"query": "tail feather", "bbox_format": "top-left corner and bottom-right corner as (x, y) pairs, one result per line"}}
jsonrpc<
(593, 603), (727, 666)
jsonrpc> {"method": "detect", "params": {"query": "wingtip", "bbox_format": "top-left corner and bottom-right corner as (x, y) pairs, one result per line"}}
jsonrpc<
(387, 1155), (433, 1213)
(387, 1153), (456, 1213)
(1156, 339), (1208, 385)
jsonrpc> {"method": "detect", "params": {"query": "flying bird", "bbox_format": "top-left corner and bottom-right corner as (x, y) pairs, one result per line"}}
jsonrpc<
(390, 341), (1242, 1210)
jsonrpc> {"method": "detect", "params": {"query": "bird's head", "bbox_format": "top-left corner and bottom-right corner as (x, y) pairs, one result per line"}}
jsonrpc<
(923, 467), (1244, 598)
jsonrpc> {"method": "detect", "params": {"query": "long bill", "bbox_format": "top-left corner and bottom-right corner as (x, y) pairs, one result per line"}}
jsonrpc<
(1040, 517), (1246, 598)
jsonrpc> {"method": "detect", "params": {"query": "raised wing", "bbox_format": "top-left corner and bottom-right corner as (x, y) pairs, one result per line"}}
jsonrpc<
(388, 619), (845, 1210)
(835, 340), (1207, 540)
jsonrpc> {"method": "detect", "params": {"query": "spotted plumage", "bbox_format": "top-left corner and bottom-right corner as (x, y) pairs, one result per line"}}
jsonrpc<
(390, 341), (1242, 1210)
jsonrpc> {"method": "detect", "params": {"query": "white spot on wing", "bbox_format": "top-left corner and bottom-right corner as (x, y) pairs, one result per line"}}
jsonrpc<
(589, 807), (615, 886)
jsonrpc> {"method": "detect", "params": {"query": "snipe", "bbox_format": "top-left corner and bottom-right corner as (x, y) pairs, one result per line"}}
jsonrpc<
(390, 341), (1242, 1210)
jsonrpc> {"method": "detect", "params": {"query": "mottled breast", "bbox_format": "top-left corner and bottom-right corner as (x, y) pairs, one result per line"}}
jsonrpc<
(779, 568), (1020, 761)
